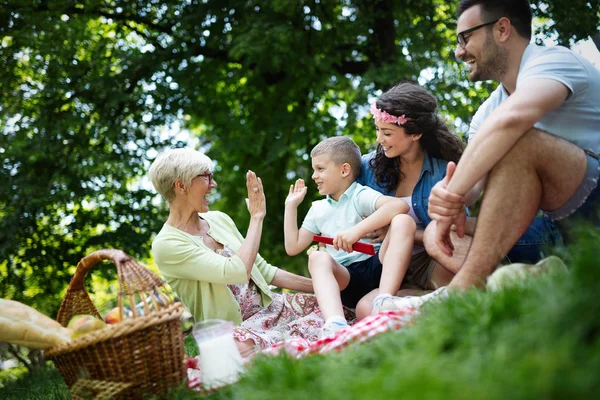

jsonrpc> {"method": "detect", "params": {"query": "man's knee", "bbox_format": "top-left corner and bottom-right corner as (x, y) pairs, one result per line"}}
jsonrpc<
(498, 128), (583, 168)
(494, 128), (546, 168)
(490, 127), (587, 211)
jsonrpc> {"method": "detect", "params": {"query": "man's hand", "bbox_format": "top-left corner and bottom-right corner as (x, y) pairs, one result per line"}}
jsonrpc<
(428, 162), (467, 256)
(285, 179), (308, 207)
(428, 162), (465, 220)
(434, 209), (467, 257)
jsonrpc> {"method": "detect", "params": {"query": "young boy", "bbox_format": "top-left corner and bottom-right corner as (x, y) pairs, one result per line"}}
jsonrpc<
(284, 136), (417, 337)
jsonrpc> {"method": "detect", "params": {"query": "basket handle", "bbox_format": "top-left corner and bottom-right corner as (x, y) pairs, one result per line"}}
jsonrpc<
(57, 248), (173, 326)
(68, 249), (131, 291)
(56, 249), (133, 326)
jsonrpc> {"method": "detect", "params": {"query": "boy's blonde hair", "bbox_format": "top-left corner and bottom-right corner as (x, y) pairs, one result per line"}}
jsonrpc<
(310, 136), (361, 180)
(148, 148), (212, 203)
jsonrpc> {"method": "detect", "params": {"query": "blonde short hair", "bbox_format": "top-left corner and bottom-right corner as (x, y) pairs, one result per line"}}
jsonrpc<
(148, 148), (212, 203)
(310, 136), (361, 180)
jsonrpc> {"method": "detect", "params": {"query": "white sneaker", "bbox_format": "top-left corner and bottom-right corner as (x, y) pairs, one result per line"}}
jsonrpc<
(320, 320), (348, 338)
(371, 287), (449, 314)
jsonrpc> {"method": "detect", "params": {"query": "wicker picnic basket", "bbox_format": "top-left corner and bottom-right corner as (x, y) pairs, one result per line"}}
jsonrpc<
(45, 249), (186, 400)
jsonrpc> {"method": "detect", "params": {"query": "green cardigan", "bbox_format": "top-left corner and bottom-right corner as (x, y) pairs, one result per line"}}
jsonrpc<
(152, 211), (278, 325)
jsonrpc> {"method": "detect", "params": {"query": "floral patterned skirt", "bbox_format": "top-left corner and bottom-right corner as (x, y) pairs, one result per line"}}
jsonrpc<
(228, 282), (354, 350)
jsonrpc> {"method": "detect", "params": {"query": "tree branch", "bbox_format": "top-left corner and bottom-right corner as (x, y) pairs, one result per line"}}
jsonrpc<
(7, 344), (32, 371)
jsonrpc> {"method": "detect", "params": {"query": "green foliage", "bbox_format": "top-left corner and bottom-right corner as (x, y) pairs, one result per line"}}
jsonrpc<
(0, 366), (27, 389)
(184, 333), (199, 358)
(1, 1), (596, 316)
(532, 0), (600, 46)
(0, 364), (69, 399)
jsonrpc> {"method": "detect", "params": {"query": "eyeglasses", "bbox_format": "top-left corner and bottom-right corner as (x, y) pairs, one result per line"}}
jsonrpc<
(457, 19), (499, 48)
(198, 172), (213, 184)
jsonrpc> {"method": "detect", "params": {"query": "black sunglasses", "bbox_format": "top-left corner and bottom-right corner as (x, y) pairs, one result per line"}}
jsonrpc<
(457, 19), (499, 48)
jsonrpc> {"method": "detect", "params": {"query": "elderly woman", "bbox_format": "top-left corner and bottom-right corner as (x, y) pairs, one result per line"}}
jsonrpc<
(149, 148), (324, 352)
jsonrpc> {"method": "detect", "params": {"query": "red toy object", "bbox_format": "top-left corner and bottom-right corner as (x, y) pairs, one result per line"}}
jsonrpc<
(313, 235), (376, 255)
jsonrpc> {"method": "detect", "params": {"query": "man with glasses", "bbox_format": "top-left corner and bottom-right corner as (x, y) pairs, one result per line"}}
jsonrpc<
(423, 0), (600, 290)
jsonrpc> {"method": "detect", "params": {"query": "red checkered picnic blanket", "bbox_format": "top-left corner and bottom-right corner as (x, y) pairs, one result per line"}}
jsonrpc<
(187, 308), (417, 391)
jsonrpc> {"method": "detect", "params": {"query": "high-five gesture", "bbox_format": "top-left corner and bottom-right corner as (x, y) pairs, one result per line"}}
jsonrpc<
(245, 170), (266, 220)
(285, 179), (308, 207)
(284, 178), (314, 256)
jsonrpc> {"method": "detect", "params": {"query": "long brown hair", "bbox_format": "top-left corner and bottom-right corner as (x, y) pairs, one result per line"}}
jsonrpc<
(370, 82), (464, 192)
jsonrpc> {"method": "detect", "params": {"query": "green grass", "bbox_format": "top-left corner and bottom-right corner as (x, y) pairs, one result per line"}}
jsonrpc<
(0, 366), (70, 399)
(2, 226), (599, 399)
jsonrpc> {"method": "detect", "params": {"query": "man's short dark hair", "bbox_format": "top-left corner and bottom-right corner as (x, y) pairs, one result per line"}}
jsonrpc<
(457, 0), (532, 40)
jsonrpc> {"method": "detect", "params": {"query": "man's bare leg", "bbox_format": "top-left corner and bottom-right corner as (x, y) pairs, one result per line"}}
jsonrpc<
(450, 129), (587, 289)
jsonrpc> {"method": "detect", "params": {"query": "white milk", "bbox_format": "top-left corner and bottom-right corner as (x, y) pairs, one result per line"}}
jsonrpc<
(197, 334), (244, 389)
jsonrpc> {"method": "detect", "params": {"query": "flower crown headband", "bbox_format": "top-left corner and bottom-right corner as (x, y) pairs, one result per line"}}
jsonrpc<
(370, 103), (409, 126)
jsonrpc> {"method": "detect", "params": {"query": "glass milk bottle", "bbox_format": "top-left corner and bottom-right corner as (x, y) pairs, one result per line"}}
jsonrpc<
(192, 319), (244, 389)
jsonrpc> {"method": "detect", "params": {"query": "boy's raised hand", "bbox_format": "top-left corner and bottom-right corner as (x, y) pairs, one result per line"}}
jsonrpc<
(285, 179), (308, 207)
(333, 228), (360, 253)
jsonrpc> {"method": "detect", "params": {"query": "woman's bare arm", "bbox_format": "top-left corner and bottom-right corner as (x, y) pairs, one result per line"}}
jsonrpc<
(270, 269), (313, 293)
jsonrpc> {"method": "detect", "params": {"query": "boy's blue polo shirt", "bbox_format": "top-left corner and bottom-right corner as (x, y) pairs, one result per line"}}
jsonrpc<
(301, 181), (382, 267)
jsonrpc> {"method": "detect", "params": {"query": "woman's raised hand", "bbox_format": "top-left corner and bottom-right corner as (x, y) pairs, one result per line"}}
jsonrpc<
(246, 170), (266, 219)
(284, 179), (308, 207)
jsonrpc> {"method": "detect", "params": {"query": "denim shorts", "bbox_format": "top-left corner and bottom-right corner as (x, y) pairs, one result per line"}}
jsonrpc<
(340, 252), (383, 309)
(505, 215), (562, 264)
(543, 150), (600, 239)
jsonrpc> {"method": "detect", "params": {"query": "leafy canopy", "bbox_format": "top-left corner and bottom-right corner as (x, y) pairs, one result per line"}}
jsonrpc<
(1, 0), (598, 314)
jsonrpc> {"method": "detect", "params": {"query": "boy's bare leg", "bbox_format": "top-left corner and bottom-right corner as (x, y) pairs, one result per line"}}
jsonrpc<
(355, 289), (379, 319)
(450, 129), (587, 289)
(378, 214), (417, 295)
(308, 251), (351, 320)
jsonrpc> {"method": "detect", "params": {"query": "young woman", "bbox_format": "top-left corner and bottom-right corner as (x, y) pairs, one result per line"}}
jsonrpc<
(356, 82), (559, 316)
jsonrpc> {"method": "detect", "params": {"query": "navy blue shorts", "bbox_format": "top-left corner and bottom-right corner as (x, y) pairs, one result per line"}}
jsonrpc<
(340, 252), (382, 309)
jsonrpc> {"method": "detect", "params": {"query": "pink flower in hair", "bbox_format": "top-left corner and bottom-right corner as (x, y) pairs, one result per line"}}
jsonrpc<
(370, 103), (408, 125)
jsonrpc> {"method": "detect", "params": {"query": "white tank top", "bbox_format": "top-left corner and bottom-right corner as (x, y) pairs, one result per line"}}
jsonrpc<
(399, 196), (425, 255)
